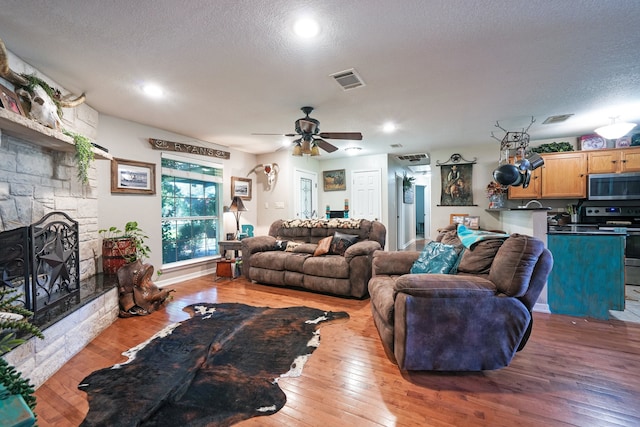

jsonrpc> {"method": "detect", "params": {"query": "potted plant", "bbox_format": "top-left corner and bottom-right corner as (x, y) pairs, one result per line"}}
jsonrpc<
(99, 221), (151, 274)
(0, 288), (44, 425)
(402, 172), (416, 204)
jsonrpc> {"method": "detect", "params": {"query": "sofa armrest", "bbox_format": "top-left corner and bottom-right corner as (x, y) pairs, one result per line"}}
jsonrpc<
(371, 250), (420, 277)
(241, 236), (276, 255)
(394, 274), (496, 299)
(344, 240), (381, 262)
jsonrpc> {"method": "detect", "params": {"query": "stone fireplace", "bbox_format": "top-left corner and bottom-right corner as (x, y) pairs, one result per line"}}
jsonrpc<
(0, 52), (117, 387)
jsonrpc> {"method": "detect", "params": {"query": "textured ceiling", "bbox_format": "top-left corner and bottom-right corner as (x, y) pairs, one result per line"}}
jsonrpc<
(1, 0), (640, 160)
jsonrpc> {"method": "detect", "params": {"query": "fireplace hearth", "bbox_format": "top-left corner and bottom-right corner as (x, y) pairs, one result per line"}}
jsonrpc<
(0, 211), (81, 327)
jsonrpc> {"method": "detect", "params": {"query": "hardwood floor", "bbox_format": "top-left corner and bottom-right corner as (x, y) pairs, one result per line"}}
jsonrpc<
(33, 275), (640, 427)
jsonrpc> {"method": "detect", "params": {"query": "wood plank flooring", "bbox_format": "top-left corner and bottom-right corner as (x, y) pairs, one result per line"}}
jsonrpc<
(33, 276), (640, 427)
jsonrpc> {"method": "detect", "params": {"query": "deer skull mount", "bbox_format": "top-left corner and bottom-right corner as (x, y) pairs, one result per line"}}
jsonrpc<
(0, 37), (86, 129)
(248, 163), (279, 190)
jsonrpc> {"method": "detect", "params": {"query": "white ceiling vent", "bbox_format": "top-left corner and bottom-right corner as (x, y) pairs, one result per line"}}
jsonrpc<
(396, 153), (429, 162)
(542, 114), (574, 124)
(330, 68), (365, 90)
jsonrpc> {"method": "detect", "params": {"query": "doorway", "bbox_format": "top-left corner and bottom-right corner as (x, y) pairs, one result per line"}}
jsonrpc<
(351, 169), (381, 221)
(293, 169), (318, 218)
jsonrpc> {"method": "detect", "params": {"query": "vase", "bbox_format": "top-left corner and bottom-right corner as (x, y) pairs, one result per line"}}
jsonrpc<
(489, 194), (505, 209)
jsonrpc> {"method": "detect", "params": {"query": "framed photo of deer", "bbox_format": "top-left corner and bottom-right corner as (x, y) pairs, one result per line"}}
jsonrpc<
(0, 83), (25, 117)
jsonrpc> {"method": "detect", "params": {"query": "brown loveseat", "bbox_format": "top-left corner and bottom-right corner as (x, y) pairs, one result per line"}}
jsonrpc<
(241, 218), (386, 298)
(368, 225), (553, 371)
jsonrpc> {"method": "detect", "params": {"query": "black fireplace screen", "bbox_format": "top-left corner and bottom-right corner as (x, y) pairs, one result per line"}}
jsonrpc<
(0, 211), (80, 326)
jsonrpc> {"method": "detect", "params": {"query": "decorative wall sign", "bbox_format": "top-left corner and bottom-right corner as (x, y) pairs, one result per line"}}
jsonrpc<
(149, 138), (230, 160)
(111, 158), (156, 194)
(436, 153), (477, 206)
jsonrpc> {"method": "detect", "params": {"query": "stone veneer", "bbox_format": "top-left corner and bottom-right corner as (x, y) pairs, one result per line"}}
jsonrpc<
(0, 47), (116, 389)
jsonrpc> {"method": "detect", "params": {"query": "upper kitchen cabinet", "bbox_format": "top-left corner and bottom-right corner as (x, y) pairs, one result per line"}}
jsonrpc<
(541, 152), (587, 198)
(587, 147), (640, 174)
(508, 160), (541, 199)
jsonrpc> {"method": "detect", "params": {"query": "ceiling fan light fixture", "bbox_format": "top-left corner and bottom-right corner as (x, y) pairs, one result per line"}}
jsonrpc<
(301, 139), (312, 154)
(292, 143), (303, 156)
(595, 118), (637, 139)
(310, 144), (320, 156)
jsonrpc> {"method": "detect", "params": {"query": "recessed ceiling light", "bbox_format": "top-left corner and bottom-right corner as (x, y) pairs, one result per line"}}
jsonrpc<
(294, 18), (319, 38)
(344, 146), (362, 155)
(142, 83), (164, 99)
(383, 122), (396, 133)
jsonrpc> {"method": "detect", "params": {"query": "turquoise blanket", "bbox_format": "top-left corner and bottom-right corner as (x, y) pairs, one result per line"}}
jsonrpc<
(457, 224), (510, 248)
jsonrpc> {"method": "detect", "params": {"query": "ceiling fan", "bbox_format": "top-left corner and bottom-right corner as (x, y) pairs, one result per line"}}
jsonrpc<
(253, 106), (363, 155)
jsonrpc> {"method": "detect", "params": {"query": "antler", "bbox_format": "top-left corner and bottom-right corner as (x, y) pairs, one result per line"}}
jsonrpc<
(0, 37), (85, 107)
(0, 38), (29, 87)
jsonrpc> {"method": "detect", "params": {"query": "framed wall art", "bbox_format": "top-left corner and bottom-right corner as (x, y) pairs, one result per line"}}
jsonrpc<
(0, 83), (25, 117)
(323, 169), (346, 191)
(231, 176), (252, 200)
(110, 158), (156, 194)
(437, 153), (477, 206)
(450, 213), (468, 225)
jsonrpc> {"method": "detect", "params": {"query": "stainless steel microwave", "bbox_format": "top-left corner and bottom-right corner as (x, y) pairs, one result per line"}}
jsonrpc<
(588, 172), (640, 200)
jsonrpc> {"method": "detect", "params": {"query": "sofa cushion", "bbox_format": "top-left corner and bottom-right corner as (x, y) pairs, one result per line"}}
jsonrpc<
(313, 236), (332, 256)
(250, 251), (287, 270)
(489, 234), (544, 297)
(303, 256), (349, 278)
(457, 239), (505, 275)
(410, 241), (461, 274)
(330, 232), (359, 255)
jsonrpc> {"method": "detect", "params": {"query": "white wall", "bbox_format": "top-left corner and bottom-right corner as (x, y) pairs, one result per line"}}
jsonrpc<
(96, 115), (258, 284)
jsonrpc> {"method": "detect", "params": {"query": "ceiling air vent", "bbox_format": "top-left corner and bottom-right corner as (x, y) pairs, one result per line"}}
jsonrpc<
(396, 153), (429, 162)
(543, 114), (573, 124)
(330, 68), (365, 90)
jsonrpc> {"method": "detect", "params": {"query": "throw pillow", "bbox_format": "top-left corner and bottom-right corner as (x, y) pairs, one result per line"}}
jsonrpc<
(285, 241), (302, 252)
(329, 232), (359, 255)
(313, 236), (333, 256)
(410, 241), (462, 274)
(274, 240), (289, 251)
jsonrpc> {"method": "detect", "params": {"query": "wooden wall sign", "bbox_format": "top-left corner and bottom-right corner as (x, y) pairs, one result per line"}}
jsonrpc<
(148, 138), (230, 160)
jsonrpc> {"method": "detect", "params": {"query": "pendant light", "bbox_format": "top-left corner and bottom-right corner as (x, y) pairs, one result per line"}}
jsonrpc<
(595, 117), (637, 140)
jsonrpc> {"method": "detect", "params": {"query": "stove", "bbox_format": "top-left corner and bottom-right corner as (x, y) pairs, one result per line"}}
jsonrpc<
(580, 200), (640, 285)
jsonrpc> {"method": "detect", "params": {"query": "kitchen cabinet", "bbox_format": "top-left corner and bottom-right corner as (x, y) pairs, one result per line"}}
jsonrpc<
(508, 166), (541, 199)
(540, 152), (587, 198)
(548, 233), (625, 319)
(587, 147), (640, 174)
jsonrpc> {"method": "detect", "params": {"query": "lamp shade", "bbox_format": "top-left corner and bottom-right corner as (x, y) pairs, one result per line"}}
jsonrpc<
(228, 196), (247, 213)
(595, 121), (637, 140)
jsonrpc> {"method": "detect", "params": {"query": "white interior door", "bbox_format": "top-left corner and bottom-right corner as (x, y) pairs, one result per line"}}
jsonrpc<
(293, 169), (318, 218)
(351, 169), (381, 220)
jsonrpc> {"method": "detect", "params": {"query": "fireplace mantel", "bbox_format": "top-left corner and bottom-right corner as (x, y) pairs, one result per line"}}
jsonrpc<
(0, 107), (111, 160)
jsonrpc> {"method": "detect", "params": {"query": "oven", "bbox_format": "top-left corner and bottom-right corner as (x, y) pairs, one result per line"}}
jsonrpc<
(580, 200), (640, 285)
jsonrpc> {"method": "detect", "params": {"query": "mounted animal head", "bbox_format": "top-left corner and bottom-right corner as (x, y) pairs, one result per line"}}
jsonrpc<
(0, 37), (86, 129)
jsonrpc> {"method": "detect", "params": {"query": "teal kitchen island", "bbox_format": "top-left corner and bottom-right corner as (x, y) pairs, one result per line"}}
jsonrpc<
(548, 228), (626, 319)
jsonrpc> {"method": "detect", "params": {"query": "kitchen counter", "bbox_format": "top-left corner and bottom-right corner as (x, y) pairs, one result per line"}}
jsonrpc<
(548, 224), (628, 235)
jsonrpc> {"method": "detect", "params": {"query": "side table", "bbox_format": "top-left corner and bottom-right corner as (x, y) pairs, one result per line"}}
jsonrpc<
(219, 240), (242, 258)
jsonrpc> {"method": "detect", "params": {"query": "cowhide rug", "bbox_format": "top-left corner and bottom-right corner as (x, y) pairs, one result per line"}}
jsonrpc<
(78, 303), (348, 427)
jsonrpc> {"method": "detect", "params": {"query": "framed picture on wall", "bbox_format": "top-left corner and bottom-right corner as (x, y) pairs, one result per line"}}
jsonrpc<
(0, 83), (25, 117)
(110, 158), (156, 194)
(323, 169), (346, 191)
(231, 176), (252, 200)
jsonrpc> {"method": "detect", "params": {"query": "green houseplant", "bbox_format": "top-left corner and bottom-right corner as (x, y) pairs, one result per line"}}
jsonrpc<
(62, 129), (95, 185)
(0, 288), (44, 424)
(99, 221), (151, 274)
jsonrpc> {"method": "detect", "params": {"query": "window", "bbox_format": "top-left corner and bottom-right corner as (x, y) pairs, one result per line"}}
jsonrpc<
(161, 153), (223, 265)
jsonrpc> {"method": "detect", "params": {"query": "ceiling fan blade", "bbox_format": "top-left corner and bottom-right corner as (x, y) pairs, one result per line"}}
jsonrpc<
(298, 119), (317, 134)
(252, 133), (297, 137)
(318, 132), (363, 140)
(314, 138), (339, 153)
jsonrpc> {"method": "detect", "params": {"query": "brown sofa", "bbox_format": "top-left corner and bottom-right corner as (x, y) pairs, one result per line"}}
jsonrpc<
(241, 218), (386, 298)
(368, 226), (553, 371)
